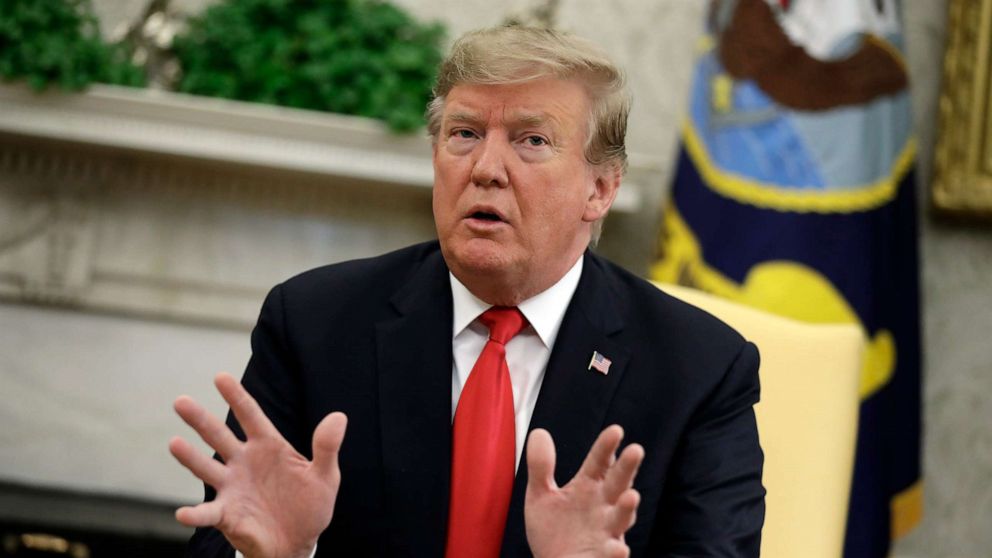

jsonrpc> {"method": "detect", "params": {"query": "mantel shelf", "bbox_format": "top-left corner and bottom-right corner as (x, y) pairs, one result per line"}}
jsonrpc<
(0, 83), (657, 212)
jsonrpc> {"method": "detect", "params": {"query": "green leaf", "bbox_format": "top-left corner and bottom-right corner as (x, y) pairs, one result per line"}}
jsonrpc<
(0, 0), (144, 90)
(173, 0), (443, 132)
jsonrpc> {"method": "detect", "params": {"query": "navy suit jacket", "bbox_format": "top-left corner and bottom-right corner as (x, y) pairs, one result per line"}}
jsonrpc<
(187, 241), (765, 557)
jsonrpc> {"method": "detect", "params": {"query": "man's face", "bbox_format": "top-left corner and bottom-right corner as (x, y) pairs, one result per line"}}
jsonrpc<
(432, 77), (618, 304)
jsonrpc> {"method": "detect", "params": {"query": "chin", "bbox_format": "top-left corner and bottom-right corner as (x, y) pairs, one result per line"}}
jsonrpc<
(443, 238), (518, 278)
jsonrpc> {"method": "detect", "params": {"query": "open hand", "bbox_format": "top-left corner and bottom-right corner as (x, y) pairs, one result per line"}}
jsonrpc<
(524, 425), (645, 558)
(169, 372), (347, 558)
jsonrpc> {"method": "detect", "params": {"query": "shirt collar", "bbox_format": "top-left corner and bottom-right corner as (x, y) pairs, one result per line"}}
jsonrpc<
(449, 255), (584, 348)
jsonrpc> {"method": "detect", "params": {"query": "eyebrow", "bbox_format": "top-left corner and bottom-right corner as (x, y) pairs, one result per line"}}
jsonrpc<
(514, 114), (551, 128)
(445, 111), (560, 129)
(509, 112), (566, 136)
(445, 111), (485, 127)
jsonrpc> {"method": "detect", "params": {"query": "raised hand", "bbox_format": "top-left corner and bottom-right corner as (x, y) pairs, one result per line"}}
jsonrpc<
(524, 426), (645, 558)
(169, 372), (347, 558)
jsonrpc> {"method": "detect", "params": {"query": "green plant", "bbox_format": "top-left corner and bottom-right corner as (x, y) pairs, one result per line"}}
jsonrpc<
(174, 0), (445, 132)
(0, 0), (144, 90)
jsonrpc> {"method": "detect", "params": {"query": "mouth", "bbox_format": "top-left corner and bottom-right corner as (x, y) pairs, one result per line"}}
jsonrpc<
(469, 211), (504, 222)
(464, 206), (508, 225)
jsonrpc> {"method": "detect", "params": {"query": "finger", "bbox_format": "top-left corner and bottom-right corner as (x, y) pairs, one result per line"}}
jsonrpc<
(603, 442), (645, 503)
(174, 395), (241, 460)
(175, 500), (223, 527)
(169, 436), (227, 488)
(604, 538), (631, 558)
(215, 372), (279, 439)
(577, 425), (624, 480)
(311, 412), (348, 481)
(606, 488), (641, 536)
(526, 429), (558, 494)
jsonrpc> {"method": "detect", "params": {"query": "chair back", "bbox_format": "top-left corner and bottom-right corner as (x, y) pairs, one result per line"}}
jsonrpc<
(657, 282), (863, 558)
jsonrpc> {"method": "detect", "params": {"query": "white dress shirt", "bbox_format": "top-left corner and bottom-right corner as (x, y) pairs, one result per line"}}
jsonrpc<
(239, 256), (583, 558)
(449, 256), (583, 468)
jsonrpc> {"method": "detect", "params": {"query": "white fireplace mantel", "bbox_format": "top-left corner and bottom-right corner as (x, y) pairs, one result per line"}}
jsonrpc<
(0, 83), (664, 330)
(0, 83), (653, 212)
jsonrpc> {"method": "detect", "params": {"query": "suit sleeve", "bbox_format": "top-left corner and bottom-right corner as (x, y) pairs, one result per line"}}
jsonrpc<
(185, 283), (309, 557)
(652, 341), (766, 557)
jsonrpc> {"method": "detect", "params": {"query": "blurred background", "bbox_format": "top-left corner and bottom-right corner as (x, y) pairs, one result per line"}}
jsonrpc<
(0, 0), (989, 556)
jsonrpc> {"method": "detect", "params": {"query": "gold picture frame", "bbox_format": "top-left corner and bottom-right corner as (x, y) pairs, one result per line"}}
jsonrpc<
(932, 0), (992, 216)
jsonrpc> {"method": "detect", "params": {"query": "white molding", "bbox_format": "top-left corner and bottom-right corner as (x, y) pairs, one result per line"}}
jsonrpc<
(0, 83), (658, 212)
(0, 83), (665, 330)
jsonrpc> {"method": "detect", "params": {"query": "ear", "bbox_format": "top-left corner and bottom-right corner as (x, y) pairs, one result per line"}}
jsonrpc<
(582, 164), (622, 223)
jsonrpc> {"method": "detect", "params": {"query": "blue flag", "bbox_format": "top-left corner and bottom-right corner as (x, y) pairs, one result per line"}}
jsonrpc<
(652, 0), (921, 555)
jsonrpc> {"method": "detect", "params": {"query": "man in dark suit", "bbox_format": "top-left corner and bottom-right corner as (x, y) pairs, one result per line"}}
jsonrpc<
(170, 26), (765, 558)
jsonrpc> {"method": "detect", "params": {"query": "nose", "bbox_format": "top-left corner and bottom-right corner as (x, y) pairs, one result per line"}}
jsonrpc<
(470, 135), (509, 188)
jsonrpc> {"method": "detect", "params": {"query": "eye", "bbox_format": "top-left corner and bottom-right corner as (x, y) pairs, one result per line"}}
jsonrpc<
(452, 129), (477, 139)
(524, 135), (548, 147)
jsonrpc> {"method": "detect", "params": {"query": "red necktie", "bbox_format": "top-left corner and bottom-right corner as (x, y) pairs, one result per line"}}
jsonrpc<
(445, 307), (528, 558)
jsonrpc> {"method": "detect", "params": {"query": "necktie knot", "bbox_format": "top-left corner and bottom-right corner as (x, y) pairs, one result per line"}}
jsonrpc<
(480, 307), (527, 345)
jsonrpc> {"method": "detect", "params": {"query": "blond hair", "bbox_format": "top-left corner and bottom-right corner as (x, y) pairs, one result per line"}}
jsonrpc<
(426, 25), (630, 173)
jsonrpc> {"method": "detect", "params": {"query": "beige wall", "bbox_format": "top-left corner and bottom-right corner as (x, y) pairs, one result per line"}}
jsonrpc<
(56, 0), (992, 554)
(899, 1), (992, 556)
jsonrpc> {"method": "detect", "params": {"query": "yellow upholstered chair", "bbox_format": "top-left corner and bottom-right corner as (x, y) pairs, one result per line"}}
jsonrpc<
(656, 283), (863, 558)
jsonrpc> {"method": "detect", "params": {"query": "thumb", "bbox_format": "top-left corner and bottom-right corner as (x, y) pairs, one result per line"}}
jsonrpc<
(312, 412), (348, 481)
(526, 428), (558, 495)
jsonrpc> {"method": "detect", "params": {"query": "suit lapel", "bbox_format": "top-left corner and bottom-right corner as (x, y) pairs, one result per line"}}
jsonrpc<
(501, 253), (632, 557)
(375, 249), (453, 556)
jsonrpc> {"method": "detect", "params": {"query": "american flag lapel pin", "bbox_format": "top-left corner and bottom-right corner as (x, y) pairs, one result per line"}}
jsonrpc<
(588, 351), (612, 375)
